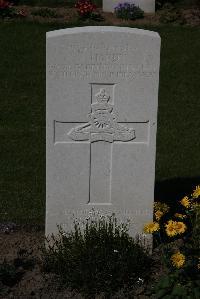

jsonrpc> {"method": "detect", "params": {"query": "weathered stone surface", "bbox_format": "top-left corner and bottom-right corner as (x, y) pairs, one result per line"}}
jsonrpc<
(46, 26), (160, 238)
(103, 0), (155, 13)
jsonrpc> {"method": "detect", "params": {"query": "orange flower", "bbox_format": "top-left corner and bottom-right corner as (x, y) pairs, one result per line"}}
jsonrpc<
(165, 220), (177, 237)
(154, 210), (163, 221)
(180, 196), (190, 208)
(192, 185), (200, 198)
(175, 221), (187, 234)
(143, 222), (160, 234)
(171, 252), (185, 268)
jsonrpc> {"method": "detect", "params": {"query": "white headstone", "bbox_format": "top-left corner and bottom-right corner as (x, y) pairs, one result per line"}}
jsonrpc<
(46, 26), (160, 238)
(103, 0), (155, 13)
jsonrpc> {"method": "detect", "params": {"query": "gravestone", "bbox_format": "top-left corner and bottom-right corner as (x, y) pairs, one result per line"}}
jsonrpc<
(103, 0), (155, 13)
(46, 26), (160, 238)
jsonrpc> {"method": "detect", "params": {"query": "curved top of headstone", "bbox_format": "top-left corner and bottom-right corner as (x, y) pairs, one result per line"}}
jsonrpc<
(46, 26), (160, 39)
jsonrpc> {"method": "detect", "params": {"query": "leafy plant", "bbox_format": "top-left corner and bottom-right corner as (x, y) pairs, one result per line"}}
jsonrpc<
(156, 0), (182, 10)
(159, 5), (182, 24)
(144, 185), (200, 297)
(75, 0), (95, 18)
(43, 211), (151, 297)
(0, 0), (26, 18)
(74, 0), (103, 21)
(0, 0), (15, 18)
(115, 2), (144, 20)
(31, 7), (60, 18)
(153, 272), (200, 298)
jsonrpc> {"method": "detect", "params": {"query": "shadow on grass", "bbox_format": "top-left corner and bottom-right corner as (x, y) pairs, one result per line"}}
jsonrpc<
(155, 177), (200, 210)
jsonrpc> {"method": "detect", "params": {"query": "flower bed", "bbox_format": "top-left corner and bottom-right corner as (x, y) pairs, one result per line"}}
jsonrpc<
(144, 185), (200, 298)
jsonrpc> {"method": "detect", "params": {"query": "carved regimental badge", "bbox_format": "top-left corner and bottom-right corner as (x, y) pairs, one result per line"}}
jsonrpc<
(68, 88), (136, 143)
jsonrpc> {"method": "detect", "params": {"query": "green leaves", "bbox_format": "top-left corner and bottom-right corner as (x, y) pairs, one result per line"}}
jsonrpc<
(43, 213), (151, 297)
(153, 272), (200, 299)
(171, 284), (187, 297)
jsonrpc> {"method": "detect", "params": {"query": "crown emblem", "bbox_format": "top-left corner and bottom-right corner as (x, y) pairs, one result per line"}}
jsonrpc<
(67, 89), (136, 143)
(96, 88), (110, 103)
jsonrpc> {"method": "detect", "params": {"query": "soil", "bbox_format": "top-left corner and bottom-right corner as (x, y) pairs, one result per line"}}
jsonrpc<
(0, 224), (163, 299)
(180, 8), (200, 26)
(0, 226), (82, 299)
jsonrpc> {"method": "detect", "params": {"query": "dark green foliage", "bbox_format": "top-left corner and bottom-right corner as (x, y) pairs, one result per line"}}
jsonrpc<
(183, 204), (200, 275)
(156, 0), (182, 10)
(190, 204), (200, 251)
(153, 272), (200, 298)
(78, 11), (104, 21)
(43, 213), (151, 297)
(31, 7), (61, 18)
(0, 260), (23, 287)
(152, 198), (200, 298)
(0, 3), (16, 18)
(89, 11), (104, 21)
(156, 0), (200, 10)
(159, 6), (182, 23)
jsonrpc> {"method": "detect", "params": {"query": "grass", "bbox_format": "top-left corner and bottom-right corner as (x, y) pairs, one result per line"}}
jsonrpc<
(0, 22), (200, 224)
(156, 25), (200, 179)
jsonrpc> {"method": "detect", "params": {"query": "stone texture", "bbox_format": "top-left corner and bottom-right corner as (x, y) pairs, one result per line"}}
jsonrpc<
(46, 26), (160, 238)
(103, 0), (155, 13)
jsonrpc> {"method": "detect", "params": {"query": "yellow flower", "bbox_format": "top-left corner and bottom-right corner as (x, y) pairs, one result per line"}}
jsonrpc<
(180, 196), (190, 208)
(143, 222), (160, 234)
(165, 220), (187, 237)
(154, 202), (169, 213)
(175, 221), (187, 234)
(192, 185), (200, 198)
(174, 213), (186, 219)
(171, 252), (185, 268)
(155, 210), (164, 221)
(165, 220), (177, 237)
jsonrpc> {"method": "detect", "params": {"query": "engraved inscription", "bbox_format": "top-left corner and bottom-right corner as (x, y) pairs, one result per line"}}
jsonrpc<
(68, 89), (136, 143)
(59, 43), (131, 56)
(48, 43), (157, 80)
(49, 63), (156, 80)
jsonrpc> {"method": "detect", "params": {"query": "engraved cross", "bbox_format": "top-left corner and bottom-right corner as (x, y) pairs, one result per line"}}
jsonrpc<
(54, 85), (149, 205)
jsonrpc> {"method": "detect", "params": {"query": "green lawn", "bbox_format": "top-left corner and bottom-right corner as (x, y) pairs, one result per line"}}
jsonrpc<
(0, 22), (200, 224)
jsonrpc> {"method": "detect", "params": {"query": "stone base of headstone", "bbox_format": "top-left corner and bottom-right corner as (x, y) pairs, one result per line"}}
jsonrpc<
(103, 0), (155, 13)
